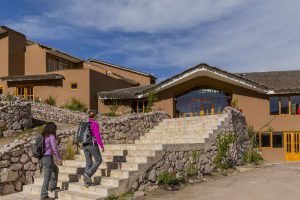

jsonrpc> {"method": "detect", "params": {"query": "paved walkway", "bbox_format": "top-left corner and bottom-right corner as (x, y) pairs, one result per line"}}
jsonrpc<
(140, 163), (300, 200)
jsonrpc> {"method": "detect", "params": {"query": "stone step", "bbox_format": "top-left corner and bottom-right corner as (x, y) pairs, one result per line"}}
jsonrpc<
(141, 133), (209, 139)
(63, 160), (119, 169)
(58, 190), (105, 200)
(78, 150), (126, 156)
(104, 144), (163, 151)
(127, 150), (157, 157)
(150, 129), (211, 134)
(68, 182), (120, 196)
(0, 192), (41, 200)
(120, 163), (142, 171)
(110, 169), (137, 179)
(163, 115), (225, 122)
(34, 177), (71, 190)
(125, 156), (149, 163)
(161, 118), (222, 124)
(101, 177), (129, 187)
(58, 166), (86, 174)
(23, 184), (63, 198)
(157, 121), (220, 126)
(135, 138), (205, 144)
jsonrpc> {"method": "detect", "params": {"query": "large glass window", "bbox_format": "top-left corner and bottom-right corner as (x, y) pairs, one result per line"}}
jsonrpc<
(272, 132), (283, 148)
(270, 96), (279, 115)
(47, 56), (76, 72)
(281, 97), (289, 114)
(175, 88), (229, 117)
(291, 96), (300, 115)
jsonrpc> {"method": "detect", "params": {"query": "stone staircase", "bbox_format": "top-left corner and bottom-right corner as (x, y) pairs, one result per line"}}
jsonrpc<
(1, 114), (228, 200)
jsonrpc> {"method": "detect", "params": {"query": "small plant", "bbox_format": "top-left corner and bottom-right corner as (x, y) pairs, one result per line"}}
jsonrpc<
(64, 98), (88, 112)
(231, 98), (239, 108)
(2, 93), (15, 101)
(213, 133), (237, 169)
(186, 151), (199, 177)
(105, 196), (117, 200)
(33, 96), (42, 103)
(44, 96), (56, 106)
(108, 99), (121, 116)
(157, 172), (182, 186)
(145, 91), (158, 113)
(63, 141), (76, 160)
(102, 112), (117, 117)
(243, 124), (263, 164)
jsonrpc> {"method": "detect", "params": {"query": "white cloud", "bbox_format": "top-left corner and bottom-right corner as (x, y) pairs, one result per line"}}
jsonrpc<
(3, 0), (300, 77)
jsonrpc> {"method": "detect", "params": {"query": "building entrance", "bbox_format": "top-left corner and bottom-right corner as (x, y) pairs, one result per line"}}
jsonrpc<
(175, 88), (230, 117)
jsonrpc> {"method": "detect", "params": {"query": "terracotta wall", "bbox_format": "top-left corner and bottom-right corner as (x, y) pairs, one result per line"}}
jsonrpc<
(90, 61), (154, 85)
(89, 70), (134, 109)
(0, 33), (9, 77)
(98, 99), (131, 114)
(25, 44), (47, 75)
(8, 30), (26, 76)
(151, 76), (300, 132)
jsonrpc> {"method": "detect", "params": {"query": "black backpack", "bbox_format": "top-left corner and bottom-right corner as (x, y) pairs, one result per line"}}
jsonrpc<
(76, 121), (94, 145)
(32, 135), (44, 159)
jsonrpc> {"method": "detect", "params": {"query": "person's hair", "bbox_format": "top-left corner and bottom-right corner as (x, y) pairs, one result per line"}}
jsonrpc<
(41, 122), (57, 137)
(88, 110), (97, 118)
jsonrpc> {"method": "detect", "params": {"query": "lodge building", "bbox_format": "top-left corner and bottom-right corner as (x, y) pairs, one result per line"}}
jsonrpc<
(1, 26), (300, 162)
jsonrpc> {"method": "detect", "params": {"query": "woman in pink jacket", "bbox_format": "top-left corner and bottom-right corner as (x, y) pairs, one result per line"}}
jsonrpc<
(82, 110), (105, 187)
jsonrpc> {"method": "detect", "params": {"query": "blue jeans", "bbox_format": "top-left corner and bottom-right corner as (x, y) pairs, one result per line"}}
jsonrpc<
(83, 144), (102, 177)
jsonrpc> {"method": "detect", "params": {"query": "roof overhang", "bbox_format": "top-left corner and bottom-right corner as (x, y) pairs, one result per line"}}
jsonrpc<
(47, 50), (82, 63)
(0, 74), (64, 82)
(138, 65), (272, 98)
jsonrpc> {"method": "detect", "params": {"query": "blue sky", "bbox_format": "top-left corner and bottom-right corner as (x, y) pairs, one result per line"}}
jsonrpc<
(1, 0), (300, 82)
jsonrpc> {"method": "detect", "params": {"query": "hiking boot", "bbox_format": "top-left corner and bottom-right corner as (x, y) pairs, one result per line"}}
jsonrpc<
(83, 173), (92, 184)
(49, 187), (60, 192)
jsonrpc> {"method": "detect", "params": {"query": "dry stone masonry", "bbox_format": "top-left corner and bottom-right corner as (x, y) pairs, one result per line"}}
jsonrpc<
(0, 128), (76, 195)
(134, 107), (248, 189)
(0, 97), (32, 138)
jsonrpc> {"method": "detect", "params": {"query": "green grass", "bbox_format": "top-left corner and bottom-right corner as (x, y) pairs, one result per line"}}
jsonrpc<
(157, 172), (183, 186)
(64, 98), (88, 112)
(0, 125), (44, 145)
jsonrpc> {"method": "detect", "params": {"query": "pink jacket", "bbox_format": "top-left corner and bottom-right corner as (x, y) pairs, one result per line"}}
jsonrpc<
(89, 118), (104, 149)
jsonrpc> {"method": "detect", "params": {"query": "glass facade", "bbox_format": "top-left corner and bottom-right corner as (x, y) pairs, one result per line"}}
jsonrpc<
(270, 96), (300, 115)
(175, 88), (229, 117)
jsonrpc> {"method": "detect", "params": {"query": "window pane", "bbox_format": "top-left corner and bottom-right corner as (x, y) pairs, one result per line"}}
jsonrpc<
(281, 97), (289, 114)
(131, 101), (137, 113)
(291, 96), (300, 115)
(71, 83), (78, 90)
(272, 132), (283, 148)
(261, 132), (271, 147)
(138, 101), (143, 113)
(270, 97), (279, 115)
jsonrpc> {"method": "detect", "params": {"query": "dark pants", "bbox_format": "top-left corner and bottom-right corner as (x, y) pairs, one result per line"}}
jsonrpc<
(83, 144), (102, 178)
(41, 156), (59, 198)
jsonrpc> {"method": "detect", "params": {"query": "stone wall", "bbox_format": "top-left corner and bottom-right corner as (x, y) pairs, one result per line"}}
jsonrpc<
(100, 112), (169, 144)
(133, 107), (249, 190)
(0, 98), (32, 138)
(0, 128), (76, 195)
(31, 102), (84, 124)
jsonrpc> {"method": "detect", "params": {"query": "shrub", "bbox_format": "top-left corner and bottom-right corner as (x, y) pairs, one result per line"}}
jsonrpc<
(64, 98), (88, 112)
(213, 134), (237, 169)
(108, 99), (121, 116)
(2, 93), (15, 101)
(186, 151), (199, 177)
(145, 91), (158, 113)
(231, 98), (239, 108)
(243, 124), (263, 164)
(102, 112), (117, 117)
(243, 150), (263, 165)
(33, 96), (42, 103)
(157, 172), (182, 186)
(44, 96), (56, 106)
(63, 141), (76, 160)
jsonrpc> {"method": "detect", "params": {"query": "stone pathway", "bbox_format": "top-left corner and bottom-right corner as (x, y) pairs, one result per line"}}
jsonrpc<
(139, 163), (300, 200)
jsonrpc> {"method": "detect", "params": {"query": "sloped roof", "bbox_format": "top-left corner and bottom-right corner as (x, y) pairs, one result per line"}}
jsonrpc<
(98, 84), (156, 99)
(0, 74), (64, 82)
(89, 59), (156, 80)
(239, 70), (300, 94)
